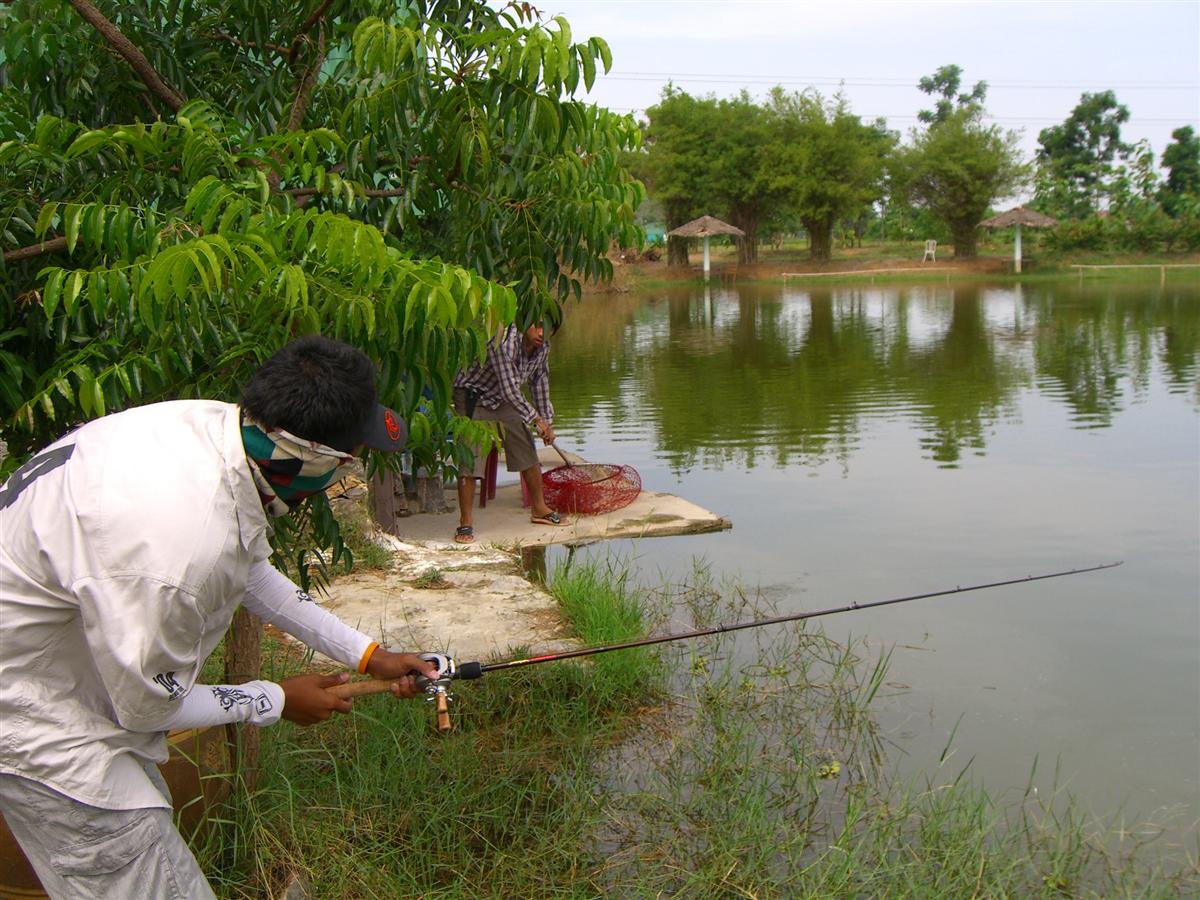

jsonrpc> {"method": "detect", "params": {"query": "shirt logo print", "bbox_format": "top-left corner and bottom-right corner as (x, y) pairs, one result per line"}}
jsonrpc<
(153, 671), (185, 701)
(211, 686), (254, 711)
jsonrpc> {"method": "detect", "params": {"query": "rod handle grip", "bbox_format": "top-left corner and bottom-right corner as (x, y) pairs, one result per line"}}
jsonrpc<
(434, 692), (452, 733)
(328, 678), (399, 699)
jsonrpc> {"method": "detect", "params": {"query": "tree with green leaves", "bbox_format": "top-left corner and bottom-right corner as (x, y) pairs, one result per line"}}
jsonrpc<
(641, 86), (723, 266)
(1160, 125), (1200, 217)
(1034, 90), (1131, 218)
(899, 70), (1024, 259)
(644, 88), (784, 266)
(769, 88), (893, 261)
(705, 91), (782, 265)
(645, 86), (891, 265)
(0, 0), (643, 498)
(916, 64), (988, 125)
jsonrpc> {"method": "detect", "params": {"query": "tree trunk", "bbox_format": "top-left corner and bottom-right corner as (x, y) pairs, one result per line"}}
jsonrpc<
(667, 235), (690, 267)
(224, 608), (262, 792)
(369, 468), (410, 534)
(805, 218), (833, 262)
(951, 222), (979, 258)
(737, 234), (758, 265)
(734, 216), (758, 265)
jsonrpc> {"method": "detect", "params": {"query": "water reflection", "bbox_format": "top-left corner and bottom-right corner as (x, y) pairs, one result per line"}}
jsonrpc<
(545, 277), (1199, 852)
(553, 281), (1199, 470)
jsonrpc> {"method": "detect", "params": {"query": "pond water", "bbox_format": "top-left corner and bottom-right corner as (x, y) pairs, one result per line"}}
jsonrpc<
(544, 277), (1199, 842)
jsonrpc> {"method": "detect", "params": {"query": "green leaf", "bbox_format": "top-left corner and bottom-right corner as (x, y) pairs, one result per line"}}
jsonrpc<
(402, 281), (423, 335)
(41, 269), (64, 319)
(195, 240), (223, 292)
(87, 270), (107, 318)
(64, 270), (85, 315)
(592, 36), (612, 73)
(91, 377), (106, 417)
(580, 49), (596, 92)
(63, 204), (83, 253)
(65, 129), (111, 158)
(76, 367), (94, 416)
(35, 202), (58, 238)
(171, 251), (193, 299)
(108, 269), (130, 311)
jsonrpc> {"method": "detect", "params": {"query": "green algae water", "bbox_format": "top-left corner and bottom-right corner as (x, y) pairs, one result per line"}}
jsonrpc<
(547, 278), (1199, 847)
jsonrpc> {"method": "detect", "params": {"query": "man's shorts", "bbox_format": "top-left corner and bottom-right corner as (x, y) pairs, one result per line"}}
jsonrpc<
(0, 764), (215, 899)
(453, 387), (540, 476)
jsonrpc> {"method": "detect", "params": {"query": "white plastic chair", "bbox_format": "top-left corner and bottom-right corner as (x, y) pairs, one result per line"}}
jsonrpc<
(922, 239), (937, 262)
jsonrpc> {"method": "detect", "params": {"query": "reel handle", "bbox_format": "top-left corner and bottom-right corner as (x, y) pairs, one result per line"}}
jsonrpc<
(434, 691), (452, 733)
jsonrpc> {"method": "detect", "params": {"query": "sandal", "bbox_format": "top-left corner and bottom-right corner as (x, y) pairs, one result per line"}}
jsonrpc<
(530, 510), (564, 526)
(454, 525), (475, 544)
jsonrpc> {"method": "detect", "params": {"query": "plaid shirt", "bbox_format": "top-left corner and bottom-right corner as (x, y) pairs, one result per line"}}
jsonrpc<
(455, 325), (553, 425)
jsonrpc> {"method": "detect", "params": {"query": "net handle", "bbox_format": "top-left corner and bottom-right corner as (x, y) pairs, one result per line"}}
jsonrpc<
(550, 441), (572, 468)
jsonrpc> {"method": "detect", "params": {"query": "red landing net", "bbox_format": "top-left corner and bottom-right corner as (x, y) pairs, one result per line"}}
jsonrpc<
(541, 463), (641, 515)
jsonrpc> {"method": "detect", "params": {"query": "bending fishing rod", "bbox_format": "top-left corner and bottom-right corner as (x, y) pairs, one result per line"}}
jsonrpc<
(331, 562), (1122, 731)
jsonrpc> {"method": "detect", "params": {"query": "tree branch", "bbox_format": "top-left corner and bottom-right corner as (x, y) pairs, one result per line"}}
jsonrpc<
(289, 0), (335, 64)
(3, 236), (68, 264)
(67, 0), (184, 113)
(287, 187), (407, 199)
(203, 30), (289, 57)
(285, 25), (327, 133)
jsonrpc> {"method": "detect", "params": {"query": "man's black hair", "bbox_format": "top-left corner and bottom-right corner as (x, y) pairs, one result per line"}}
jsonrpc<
(241, 336), (377, 451)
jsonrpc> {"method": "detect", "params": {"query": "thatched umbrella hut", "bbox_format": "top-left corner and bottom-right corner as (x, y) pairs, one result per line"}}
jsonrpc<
(980, 206), (1059, 274)
(666, 215), (745, 281)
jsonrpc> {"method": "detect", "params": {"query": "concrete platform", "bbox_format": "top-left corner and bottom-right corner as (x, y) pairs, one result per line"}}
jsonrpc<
(318, 451), (731, 666)
(393, 481), (731, 549)
(319, 538), (579, 665)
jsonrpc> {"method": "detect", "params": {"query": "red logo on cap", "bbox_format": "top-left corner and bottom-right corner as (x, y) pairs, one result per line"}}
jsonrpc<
(385, 410), (401, 441)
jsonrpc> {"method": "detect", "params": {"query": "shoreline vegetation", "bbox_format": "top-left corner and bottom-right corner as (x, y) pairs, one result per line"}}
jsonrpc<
(604, 237), (1200, 291)
(200, 556), (1199, 898)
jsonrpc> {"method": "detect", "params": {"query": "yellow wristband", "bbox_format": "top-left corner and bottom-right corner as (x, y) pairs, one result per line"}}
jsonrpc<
(357, 642), (380, 674)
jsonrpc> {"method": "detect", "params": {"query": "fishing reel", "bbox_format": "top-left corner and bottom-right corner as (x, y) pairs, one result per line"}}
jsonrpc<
(415, 652), (455, 733)
(414, 653), (484, 733)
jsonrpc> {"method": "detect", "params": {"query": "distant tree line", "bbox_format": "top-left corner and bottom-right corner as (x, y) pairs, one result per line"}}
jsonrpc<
(636, 64), (1200, 264)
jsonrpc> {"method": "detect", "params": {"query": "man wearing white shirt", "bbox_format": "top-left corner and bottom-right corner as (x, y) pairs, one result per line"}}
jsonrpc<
(0, 335), (436, 898)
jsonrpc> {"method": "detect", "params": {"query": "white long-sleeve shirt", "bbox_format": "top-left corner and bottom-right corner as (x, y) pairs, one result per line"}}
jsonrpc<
(0, 401), (378, 810)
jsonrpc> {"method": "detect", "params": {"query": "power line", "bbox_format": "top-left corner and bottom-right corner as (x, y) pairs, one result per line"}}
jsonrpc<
(608, 71), (1198, 91)
(604, 106), (1198, 126)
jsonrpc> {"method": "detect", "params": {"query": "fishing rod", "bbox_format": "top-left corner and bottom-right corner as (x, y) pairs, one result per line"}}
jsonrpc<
(330, 562), (1122, 731)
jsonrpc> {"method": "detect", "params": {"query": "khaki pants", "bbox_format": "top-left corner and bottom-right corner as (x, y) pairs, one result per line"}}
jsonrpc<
(0, 765), (215, 900)
(453, 388), (539, 475)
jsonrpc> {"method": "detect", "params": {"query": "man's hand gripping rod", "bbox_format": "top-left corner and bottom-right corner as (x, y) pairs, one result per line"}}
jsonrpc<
(329, 653), (483, 732)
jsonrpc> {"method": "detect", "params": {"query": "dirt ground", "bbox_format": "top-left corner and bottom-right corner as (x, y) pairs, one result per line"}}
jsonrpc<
(612, 249), (1009, 284)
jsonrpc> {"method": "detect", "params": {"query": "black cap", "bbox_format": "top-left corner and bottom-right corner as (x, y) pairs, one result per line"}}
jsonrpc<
(354, 404), (408, 452)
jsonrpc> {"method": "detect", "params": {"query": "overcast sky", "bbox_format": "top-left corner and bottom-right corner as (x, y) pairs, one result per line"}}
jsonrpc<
(536, 0), (1200, 166)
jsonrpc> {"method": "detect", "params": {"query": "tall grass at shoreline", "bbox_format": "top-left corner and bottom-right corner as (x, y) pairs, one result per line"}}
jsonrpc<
(198, 557), (1198, 897)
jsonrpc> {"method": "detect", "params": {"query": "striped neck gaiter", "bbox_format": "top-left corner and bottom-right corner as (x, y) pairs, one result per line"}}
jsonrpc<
(241, 417), (354, 517)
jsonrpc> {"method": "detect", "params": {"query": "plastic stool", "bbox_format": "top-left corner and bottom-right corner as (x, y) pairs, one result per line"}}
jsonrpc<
(478, 446), (499, 508)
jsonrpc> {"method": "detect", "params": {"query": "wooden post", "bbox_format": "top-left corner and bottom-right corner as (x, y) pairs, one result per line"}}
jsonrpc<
(224, 607), (263, 792)
(1014, 223), (1023, 274)
(702, 235), (711, 282)
(369, 468), (400, 535)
